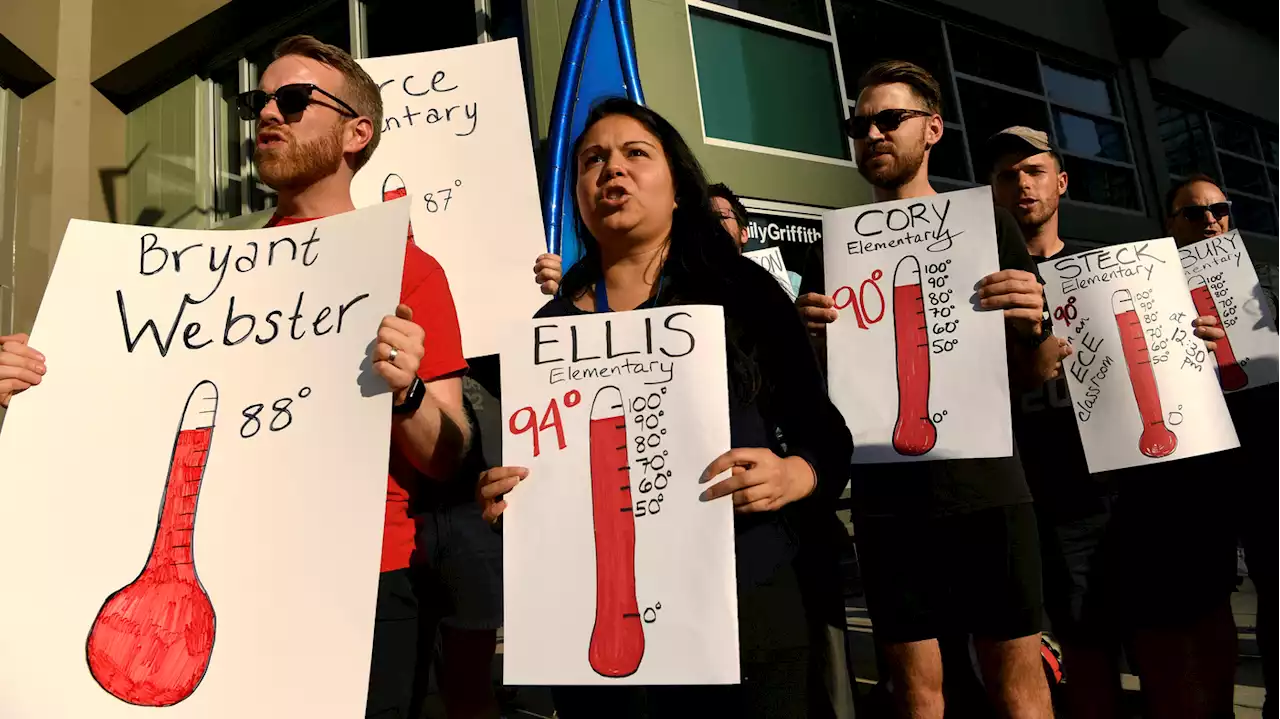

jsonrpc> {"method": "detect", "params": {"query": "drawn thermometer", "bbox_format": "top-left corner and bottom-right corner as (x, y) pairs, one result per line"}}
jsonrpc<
(86, 380), (218, 706)
(1187, 274), (1249, 391)
(587, 386), (644, 678)
(1112, 291), (1177, 458)
(891, 255), (937, 455)
(382, 173), (416, 245)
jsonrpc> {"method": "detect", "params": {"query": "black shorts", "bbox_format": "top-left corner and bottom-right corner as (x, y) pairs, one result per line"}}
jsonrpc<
(856, 503), (1043, 643)
(1037, 471), (1237, 640)
(365, 569), (419, 719)
(413, 501), (503, 631)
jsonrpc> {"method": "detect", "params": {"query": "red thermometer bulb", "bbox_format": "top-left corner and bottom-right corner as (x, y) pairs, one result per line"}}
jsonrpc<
(587, 385), (644, 678)
(382, 173), (416, 245)
(86, 380), (218, 706)
(892, 255), (936, 456)
(1187, 274), (1248, 391)
(1112, 290), (1177, 458)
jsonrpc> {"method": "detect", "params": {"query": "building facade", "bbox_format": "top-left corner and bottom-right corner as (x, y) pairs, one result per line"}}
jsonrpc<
(0, 0), (1275, 351)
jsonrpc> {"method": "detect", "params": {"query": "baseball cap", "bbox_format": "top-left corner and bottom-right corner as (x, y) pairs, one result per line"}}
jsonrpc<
(985, 126), (1062, 171)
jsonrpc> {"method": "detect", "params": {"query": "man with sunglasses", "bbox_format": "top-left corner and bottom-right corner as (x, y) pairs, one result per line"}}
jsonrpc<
(232, 36), (472, 718)
(800, 60), (1056, 719)
(1172, 173), (1280, 716)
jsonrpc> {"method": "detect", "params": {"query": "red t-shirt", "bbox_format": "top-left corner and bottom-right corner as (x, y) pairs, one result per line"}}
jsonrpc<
(269, 215), (468, 572)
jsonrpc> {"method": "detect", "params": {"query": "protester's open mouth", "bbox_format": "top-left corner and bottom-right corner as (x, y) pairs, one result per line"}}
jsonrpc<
(600, 185), (629, 206)
(257, 131), (287, 150)
(1018, 198), (1037, 209)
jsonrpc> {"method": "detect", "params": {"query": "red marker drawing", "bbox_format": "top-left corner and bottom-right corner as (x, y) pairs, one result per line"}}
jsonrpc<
(587, 385), (644, 677)
(86, 380), (218, 706)
(1188, 274), (1248, 391)
(1112, 290), (1177, 458)
(892, 255), (936, 455)
(382, 173), (416, 245)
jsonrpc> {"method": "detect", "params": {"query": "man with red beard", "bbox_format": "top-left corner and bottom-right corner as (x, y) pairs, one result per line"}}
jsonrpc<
(196, 36), (473, 718)
(800, 62), (1058, 718)
(0, 35), (470, 717)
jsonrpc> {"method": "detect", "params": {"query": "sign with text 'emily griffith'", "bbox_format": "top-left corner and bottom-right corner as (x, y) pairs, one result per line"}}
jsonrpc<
(1042, 238), (1238, 473)
(823, 186), (1010, 463)
(0, 202), (409, 717)
(354, 39), (546, 358)
(501, 306), (738, 686)
(1179, 231), (1279, 392)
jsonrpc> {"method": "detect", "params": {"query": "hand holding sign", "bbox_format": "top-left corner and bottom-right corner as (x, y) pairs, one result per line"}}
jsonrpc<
(373, 304), (426, 400)
(797, 293), (838, 331)
(979, 269), (1044, 336)
(534, 253), (564, 296)
(1190, 314), (1226, 353)
(0, 334), (45, 407)
(478, 465), (529, 523)
(699, 448), (816, 513)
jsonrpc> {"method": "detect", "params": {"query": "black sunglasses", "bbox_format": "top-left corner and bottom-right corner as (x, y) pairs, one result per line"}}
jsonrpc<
(236, 83), (359, 121)
(1176, 201), (1232, 222)
(845, 109), (934, 140)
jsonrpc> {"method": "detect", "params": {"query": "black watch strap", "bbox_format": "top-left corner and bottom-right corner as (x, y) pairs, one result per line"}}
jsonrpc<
(393, 377), (426, 415)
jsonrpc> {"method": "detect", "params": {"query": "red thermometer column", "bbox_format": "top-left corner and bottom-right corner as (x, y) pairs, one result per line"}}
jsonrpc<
(1112, 290), (1177, 458)
(382, 173), (416, 245)
(86, 380), (218, 706)
(587, 385), (644, 678)
(892, 255), (936, 455)
(1188, 274), (1248, 391)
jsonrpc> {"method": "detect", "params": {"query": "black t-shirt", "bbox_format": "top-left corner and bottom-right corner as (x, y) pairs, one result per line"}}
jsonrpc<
(1012, 239), (1112, 519)
(536, 257), (854, 589)
(850, 207), (1040, 518)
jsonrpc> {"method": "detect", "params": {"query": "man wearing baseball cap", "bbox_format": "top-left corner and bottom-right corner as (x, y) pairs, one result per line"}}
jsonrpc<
(989, 128), (1241, 719)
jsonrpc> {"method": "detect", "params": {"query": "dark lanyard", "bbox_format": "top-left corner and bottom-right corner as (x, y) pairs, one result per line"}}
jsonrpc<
(594, 275), (665, 313)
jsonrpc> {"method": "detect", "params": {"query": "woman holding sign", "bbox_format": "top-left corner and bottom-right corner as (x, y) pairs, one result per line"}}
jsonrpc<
(478, 99), (852, 717)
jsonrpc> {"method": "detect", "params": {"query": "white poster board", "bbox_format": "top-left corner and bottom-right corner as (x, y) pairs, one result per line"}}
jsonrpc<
(0, 202), (409, 717)
(743, 246), (797, 300)
(1179, 231), (1279, 392)
(500, 306), (739, 685)
(354, 39), (546, 358)
(823, 186), (1011, 463)
(1041, 237), (1239, 473)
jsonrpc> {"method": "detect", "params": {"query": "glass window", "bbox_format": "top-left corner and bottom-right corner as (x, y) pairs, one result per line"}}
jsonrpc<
(245, 0), (350, 72)
(690, 9), (848, 159)
(956, 78), (1050, 169)
(833, 1), (958, 113)
(1063, 156), (1141, 210)
(703, 0), (830, 33)
(1229, 193), (1279, 235)
(1219, 153), (1270, 196)
(1211, 115), (1261, 159)
(930, 126), (971, 182)
(1052, 110), (1129, 162)
(366, 0), (476, 57)
(947, 26), (1041, 93)
(211, 65), (245, 219)
(1155, 102), (1218, 179)
(1042, 63), (1115, 116)
(1259, 129), (1280, 165)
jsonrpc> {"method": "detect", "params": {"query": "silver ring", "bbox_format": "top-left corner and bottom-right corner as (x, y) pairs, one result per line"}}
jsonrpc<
(388, 347), (399, 362)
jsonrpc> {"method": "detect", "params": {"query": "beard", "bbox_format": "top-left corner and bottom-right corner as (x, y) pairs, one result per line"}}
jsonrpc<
(1016, 194), (1060, 230)
(857, 138), (926, 190)
(255, 123), (344, 191)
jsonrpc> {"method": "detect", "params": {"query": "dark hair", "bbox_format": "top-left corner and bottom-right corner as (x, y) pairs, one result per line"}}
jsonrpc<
(273, 35), (383, 170)
(1165, 173), (1222, 216)
(709, 183), (749, 235)
(857, 60), (943, 117)
(561, 97), (761, 401)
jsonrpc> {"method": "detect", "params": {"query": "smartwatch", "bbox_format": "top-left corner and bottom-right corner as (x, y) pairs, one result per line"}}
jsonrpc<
(393, 377), (426, 415)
